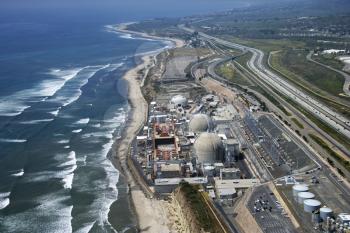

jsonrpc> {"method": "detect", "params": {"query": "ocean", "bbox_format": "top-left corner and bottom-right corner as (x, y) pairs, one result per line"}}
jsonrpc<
(0, 1), (249, 232)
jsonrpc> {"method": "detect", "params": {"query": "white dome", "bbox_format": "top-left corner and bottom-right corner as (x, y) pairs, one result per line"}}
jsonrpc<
(189, 114), (213, 133)
(171, 95), (187, 106)
(194, 133), (224, 163)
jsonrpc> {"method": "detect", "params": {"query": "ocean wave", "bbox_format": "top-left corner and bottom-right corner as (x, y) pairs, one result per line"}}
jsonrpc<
(75, 118), (90, 125)
(0, 138), (27, 143)
(11, 169), (24, 177)
(0, 192), (10, 210)
(57, 139), (69, 144)
(19, 119), (54, 124)
(0, 68), (83, 117)
(48, 64), (112, 108)
(61, 152), (77, 190)
(91, 123), (101, 128)
(0, 192), (73, 232)
(75, 222), (96, 233)
(81, 132), (113, 139)
(49, 108), (61, 116)
(72, 129), (82, 133)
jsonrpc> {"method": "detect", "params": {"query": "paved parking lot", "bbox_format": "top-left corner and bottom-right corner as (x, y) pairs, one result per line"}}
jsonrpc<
(247, 185), (298, 233)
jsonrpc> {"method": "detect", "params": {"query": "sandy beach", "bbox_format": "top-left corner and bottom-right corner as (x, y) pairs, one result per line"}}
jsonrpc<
(111, 25), (184, 232)
(117, 22), (185, 48)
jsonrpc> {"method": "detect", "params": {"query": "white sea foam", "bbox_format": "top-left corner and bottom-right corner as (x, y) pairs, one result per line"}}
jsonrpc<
(19, 119), (54, 124)
(45, 68), (84, 96)
(59, 151), (77, 168)
(11, 169), (24, 177)
(75, 222), (96, 233)
(0, 192), (10, 198)
(49, 108), (60, 116)
(60, 151), (77, 190)
(75, 118), (90, 125)
(0, 104), (31, 117)
(72, 129), (82, 133)
(0, 197), (10, 210)
(48, 64), (111, 108)
(57, 139), (69, 144)
(0, 192), (73, 233)
(0, 192), (10, 210)
(91, 123), (101, 128)
(81, 132), (113, 139)
(0, 138), (27, 143)
(0, 68), (82, 117)
(64, 145), (70, 149)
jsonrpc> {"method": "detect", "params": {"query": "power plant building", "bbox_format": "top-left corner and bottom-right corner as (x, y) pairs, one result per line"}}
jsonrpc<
(194, 133), (225, 163)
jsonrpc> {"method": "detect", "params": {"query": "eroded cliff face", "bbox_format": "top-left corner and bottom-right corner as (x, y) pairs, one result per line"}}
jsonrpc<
(167, 187), (207, 233)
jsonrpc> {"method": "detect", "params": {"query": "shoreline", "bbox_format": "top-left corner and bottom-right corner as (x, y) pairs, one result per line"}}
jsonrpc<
(116, 22), (185, 48)
(110, 24), (185, 232)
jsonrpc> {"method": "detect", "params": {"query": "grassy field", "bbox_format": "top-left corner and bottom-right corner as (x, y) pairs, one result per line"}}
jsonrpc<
(271, 49), (345, 97)
(270, 50), (350, 118)
(291, 118), (304, 129)
(223, 36), (305, 54)
(312, 53), (345, 71)
(215, 61), (251, 86)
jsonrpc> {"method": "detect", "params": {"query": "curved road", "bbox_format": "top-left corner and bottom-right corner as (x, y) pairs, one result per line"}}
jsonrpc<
(179, 25), (350, 139)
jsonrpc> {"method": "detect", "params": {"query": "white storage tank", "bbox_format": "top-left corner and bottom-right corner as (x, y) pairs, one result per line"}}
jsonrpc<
(320, 207), (333, 221)
(297, 192), (315, 204)
(292, 184), (308, 201)
(304, 199), (321, 213)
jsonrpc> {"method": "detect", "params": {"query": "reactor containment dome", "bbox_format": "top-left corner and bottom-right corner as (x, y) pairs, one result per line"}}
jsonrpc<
(189, 114), (213, 133)
(170, 95), (187, 107)
(194, 133), (224, 163)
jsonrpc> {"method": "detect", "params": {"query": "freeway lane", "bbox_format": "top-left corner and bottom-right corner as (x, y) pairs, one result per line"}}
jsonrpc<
(180, 25), (350, 139)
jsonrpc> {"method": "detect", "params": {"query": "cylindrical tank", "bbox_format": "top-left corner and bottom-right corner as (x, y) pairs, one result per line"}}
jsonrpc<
(297, 192), (315, 204)
(312, 211), (321, 223)
(320, 207), (333, 221)
(304, 199), (321, 213)
(292, 184), (308, 197)
(293, 184), (308, 201)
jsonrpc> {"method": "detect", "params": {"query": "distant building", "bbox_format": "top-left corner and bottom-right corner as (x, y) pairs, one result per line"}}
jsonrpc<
(337, 213), (350, 224)
(214, 178), (259, 198)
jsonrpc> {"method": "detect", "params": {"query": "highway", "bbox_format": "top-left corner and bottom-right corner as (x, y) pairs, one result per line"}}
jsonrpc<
(180, 25), (350, 139)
